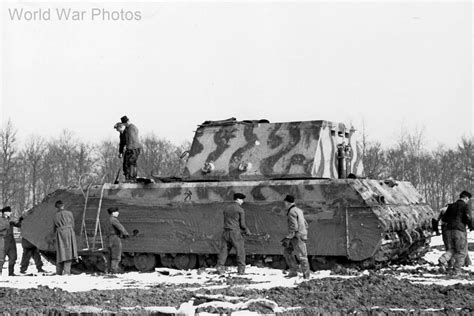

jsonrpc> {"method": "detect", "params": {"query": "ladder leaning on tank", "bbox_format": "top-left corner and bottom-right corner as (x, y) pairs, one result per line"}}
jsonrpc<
(78, 174), (109, 272)
(79, 183), (107, 251)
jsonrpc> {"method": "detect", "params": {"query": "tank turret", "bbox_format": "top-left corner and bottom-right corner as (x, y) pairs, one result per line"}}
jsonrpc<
(184, 118), (364, 181)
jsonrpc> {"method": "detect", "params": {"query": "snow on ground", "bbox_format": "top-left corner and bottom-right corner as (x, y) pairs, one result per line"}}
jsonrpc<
(1, 231), (474, 292)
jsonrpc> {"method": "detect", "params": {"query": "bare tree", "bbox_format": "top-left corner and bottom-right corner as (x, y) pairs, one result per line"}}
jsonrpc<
(0, 120), (18, 206)
(22, 135), (46, 206)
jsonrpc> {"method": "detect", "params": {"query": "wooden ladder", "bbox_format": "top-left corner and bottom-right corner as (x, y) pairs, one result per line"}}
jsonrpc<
(79, 183), (107, 251)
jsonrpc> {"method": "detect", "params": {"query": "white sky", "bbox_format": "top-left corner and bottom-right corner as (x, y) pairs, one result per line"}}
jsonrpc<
(1, 1), (472, 149)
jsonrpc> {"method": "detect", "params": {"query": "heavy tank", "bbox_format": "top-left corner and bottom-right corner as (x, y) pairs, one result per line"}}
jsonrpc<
(22, 118), (435, 272)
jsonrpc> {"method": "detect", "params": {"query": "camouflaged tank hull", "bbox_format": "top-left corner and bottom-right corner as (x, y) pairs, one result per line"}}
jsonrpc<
(22, 178), (435, 264)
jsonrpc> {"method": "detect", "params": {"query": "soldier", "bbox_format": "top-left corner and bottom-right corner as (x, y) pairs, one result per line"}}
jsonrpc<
(120, 115), (142, 182)
(105, 207), (129, 274)
(281, 195), (310, 279)
(53, 200), (78, 275)
(114, 122), (127, 182)
(216, 193), (251, 275)
(438, 203), (472, 268)
(438, 191), (472, 274)
(1, 207), (21, 276)
(19, 237), (45, 274)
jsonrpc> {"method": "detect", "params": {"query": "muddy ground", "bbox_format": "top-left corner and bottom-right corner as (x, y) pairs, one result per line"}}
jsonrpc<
(1, 267), (473, 315)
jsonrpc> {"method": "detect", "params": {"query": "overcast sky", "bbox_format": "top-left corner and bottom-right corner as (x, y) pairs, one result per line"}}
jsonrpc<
(1, 1), (472, 149)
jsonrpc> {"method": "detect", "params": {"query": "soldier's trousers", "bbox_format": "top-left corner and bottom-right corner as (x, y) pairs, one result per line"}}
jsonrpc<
(20, 239), (43, 273)
(1, 239), (17, 275)
(124, 148), (141, 180)
(56, 260), (72, 275)
(439, 229), (468, 271)
(283, 236), (310, 274)
(107, 235), (122, 273)
(217, 230), (246, 269)
(441, 227), (471, 267)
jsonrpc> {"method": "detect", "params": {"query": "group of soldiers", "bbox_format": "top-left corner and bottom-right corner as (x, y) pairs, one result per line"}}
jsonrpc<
(51, 200), (130, 275)
(0, 201), (129, 276)
(216, 193), (311, 279)
(0, 207), (45, 276)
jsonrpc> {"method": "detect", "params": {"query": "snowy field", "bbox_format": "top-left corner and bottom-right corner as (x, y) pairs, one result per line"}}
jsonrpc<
(1, 232), (473, 314)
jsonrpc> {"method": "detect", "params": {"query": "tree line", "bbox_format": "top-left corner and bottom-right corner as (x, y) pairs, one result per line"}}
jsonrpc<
(0, 120), (471, 215)
(0, 120), (190, 215)
(362, 128), (473, 211)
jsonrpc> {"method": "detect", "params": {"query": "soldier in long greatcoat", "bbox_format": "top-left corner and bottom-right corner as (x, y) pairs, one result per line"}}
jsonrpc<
(53, 200), (78, 275)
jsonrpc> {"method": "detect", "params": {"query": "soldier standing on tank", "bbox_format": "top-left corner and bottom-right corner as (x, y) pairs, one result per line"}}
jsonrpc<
(438, 191), (472, 274)
(105, 207), (129, 274)
(53, 200), (78, 275)
(281, 195), (310, 279)
(216, 193), (251, 275)
(120, 116), (142, 183)
(0, 207), (21, 276)
(114, 122), (127, 182)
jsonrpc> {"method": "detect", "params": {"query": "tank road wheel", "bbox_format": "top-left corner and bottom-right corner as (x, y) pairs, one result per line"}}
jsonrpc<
(173, 254), (197, 270)
(133, 253), (156, 272)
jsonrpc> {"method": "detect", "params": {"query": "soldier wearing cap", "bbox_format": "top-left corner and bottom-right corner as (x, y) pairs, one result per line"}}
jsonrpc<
(105, 207), (129, 274)
(438, 190), (472, 273)
(114, 122), (127, 182)
(0, 207), (21, 276)
(216, 193), (251, 275)
(53, 200), (78, 275)
(120, 115), (142, 182)
(281, 195), (310, 279)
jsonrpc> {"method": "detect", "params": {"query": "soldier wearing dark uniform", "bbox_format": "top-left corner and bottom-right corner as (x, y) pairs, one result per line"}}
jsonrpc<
(1, 207), (21, 276)
(105, 207), (129, 274)
(216, 193), (251, 275)
(120, 115), (142, 182)
(114, 122), (127, 182)
(281, 195), (310, 279)
(19, 237), (45, 274)
(438, 191), (472, 273)
(53, 200), (78, 275)
(0, 207), (12, 276)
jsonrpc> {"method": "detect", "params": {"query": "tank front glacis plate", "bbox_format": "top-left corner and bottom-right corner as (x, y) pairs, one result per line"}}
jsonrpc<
(183, 120), (364, 181)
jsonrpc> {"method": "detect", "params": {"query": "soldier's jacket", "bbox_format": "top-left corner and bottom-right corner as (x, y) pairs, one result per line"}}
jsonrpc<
(223, 203), (249, 232)
(105, 216), (129, 238)
(4, 221), (20, 244)
(118, 132), (126, 155)
(124, 124), (142, 150)
(0, 217), (9, 238)
(286, 205), (308, 240)
(442, 199), (472, 232)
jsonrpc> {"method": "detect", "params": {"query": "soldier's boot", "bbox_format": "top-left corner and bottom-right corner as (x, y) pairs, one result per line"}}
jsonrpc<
(8, 265), (15, 276)
(300, 260), (311, 279)
(110, 260), (120, 274)
(130, 166), (137, 182)
(216, 265), (225, 275)
(237, 265), (245, 275)
(286, 269), (298, 278)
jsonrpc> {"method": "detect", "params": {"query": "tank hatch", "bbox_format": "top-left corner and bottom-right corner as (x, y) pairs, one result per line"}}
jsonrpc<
(183, 118), (364, 181)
